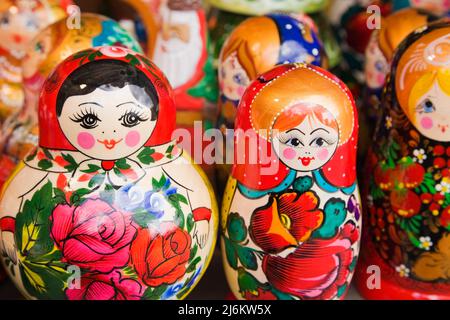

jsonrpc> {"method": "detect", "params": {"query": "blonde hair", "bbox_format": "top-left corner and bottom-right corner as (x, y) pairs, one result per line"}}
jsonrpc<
(408, 70), (450, 116)
(395, 26), (450, 117)
(220, 16), (280, 80)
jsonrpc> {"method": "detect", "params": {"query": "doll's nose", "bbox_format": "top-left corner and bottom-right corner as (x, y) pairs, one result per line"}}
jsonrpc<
(101, 129), (118, 134)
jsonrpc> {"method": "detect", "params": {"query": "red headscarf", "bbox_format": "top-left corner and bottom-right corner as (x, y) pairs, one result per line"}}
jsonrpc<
(232, 63), (358, 191)
(38, 46), (176, 150)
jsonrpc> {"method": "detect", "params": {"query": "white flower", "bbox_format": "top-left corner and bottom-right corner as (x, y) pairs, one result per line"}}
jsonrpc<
(395, 264), (410, 277)
(413, 149), (427, 164)
(436, 179), (450, 195)
(419, 237), (433, 251)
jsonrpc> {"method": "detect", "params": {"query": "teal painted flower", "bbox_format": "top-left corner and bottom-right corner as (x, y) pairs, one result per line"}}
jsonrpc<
(223, 212), (257, 270)
(227, 212), (247, 243)
(313, 198), (347, 239)
(293, 176), (313, 194)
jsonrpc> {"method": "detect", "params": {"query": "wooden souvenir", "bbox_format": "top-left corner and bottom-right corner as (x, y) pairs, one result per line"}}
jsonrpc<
(0, 46), (218, 300)
(356, 21), (450, 300)
(221, 63), (361, 300)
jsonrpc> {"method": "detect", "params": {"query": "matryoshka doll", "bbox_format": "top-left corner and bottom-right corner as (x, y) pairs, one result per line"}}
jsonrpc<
(216, 13), (326, 194)
(0, 14), (142, 190)
(207, 0), (340, 69)
(221, 63), (361, 300)
(355, 21), (450, 299)
(0, 46), (218, 300)
(0, 0), (71, 122)
(153, 0), (217, 181)
(330, 0), (391, 102)
(361, 8), (439, 160)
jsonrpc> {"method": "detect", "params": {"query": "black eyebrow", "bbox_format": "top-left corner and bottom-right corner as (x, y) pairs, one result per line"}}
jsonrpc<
(79, 102), (103, 108)
(311, 128), (330, 135)
(116, 101), (143, 109)
(286, 128), (305, 135)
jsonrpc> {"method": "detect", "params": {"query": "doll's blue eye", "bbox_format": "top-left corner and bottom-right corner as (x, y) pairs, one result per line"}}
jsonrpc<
(375, 61), (384, 72)
(421, 99), (436, 113)
(26, 19), (39, 30)
(233, 73), (246, 85)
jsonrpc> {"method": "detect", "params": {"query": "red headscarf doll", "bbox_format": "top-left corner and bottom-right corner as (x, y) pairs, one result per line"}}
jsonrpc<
(38, 46), (175, 150)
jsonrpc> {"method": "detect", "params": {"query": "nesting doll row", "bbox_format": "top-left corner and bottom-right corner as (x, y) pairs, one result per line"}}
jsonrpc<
(0, 0), (448, 301)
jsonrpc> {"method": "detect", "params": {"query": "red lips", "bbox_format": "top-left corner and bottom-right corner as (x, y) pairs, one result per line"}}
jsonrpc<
(298, 156), (315, 166)
(97, 138), (123, 150)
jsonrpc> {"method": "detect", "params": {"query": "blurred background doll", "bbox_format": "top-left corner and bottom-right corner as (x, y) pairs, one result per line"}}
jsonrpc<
(0, 0), (71, 123)
(207, 0), (340, 70)
(153, 0), (217, 182)
(359, 8), (439, 169)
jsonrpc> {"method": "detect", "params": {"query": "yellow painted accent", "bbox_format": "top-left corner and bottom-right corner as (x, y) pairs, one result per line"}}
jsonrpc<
(266, 199), (297, 246)
(280, 213), (291, 230)
(0, 161), (24, 202)
(221, 177), (237, 230)
(178, 152), (219, 300)
(21, 262), (45, 291)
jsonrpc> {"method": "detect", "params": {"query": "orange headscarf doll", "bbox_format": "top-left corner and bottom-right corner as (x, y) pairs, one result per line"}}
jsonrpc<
(231, 63), (358, 197)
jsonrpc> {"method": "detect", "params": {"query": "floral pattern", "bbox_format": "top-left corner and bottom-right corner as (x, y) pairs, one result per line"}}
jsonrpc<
(0, 146), (204, 300)
(222, 178), (360, 300)
(364, 24), (450, 289)
(250, 191), (323, 254)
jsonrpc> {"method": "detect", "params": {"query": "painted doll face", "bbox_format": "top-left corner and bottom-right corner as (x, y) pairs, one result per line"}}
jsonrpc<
(58, 85), (155, 160)
(365, 33), (388, 90)
(272, 111), (339, 172)
(219, 54), (250, 101)
(22, 27), (53, 79)
(413, 81), (450, 141)
(0, 3), (46, 56)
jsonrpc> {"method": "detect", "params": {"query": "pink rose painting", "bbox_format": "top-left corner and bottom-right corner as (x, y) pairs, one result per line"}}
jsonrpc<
(66, 270), (144, 300)
(50, 198), (137, 273)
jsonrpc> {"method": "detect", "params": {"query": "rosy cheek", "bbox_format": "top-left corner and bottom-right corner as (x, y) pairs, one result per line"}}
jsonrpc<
(377, 74), (385, 85)
(77, 132), (95, 150)
(317, 148), (329, 161)
(237, 86), (246, 97)
(125, 130), (140, 147)
(420, 117), (434, 130)
(283, 147), (296, 160)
